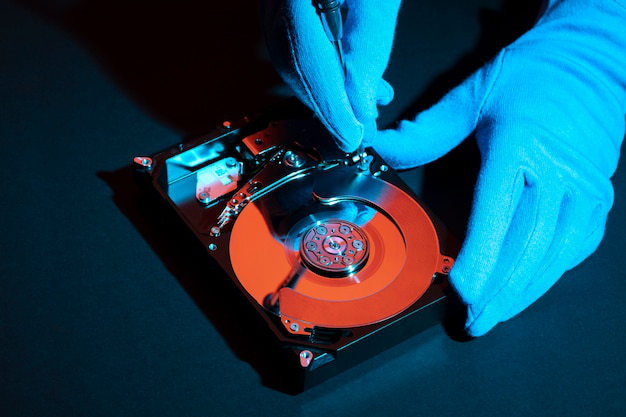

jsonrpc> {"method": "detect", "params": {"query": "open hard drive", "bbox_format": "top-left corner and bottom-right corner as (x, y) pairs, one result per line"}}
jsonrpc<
(134, 101), (460, 391)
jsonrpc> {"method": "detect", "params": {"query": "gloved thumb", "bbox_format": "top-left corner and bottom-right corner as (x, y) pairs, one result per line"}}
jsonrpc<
(373, 56), (502, 170)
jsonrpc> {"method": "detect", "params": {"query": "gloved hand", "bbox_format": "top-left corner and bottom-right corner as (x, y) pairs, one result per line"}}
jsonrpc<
(374, 0), (626, 336)
(260, 0), (402, 152)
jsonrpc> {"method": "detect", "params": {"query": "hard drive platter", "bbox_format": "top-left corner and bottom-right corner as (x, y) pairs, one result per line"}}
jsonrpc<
(134, 100), (459, 392)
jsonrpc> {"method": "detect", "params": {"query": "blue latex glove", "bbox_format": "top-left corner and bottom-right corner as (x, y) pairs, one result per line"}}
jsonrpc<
(261, 0), (402, 152)
(375, 0), (626, 336)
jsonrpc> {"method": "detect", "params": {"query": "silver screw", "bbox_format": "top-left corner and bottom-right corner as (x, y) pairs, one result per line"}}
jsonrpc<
(315, 226), (327, 235)
(283, 150), (305, 168)
(197, 192), (210, 204)
(133, 156), (153, 169)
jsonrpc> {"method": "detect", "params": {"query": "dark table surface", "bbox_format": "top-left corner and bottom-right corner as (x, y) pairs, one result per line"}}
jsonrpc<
(2, 1), (625, 416)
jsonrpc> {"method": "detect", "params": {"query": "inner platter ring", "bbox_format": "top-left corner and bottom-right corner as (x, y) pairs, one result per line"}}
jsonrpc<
(299, 219), (369, 277)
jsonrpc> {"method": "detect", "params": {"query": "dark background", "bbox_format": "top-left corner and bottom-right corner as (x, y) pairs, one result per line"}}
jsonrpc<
(2, 0), (625, 415)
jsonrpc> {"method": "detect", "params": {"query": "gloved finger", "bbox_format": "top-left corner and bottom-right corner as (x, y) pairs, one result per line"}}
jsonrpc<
(360, 79), (394, 148)
(376, 79), (394, 106)
(264, 1), (364, 152)
(506, 192), (578, 318)
(487, 192), (609, 330)
(459, 172), (566, 336)
(448, 154), (526, 309)
(567, 202), (609, 270)
(342, 0), (402, 144)
(373, 51), (506, 169)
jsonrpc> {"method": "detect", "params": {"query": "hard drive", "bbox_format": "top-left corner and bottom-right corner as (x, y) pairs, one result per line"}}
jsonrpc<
(134, 100), (460, 392)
